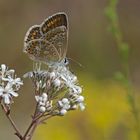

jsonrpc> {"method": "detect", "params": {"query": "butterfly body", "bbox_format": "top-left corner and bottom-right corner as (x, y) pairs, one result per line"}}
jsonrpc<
(23, 12), (68, 66)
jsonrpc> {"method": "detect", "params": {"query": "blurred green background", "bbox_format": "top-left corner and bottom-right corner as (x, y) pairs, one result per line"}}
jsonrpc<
(0, 0), (140, 140)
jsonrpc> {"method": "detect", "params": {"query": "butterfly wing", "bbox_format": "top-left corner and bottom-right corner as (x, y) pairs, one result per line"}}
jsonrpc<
(23, 12), (68, 64)
(23, 25), (42, 53)
(42, 26), (68, 62)
(24, 25), (42, 45)
(25, 39), (60, 63)
(41, 13), (68, 63)
(41, 13), (68, 33)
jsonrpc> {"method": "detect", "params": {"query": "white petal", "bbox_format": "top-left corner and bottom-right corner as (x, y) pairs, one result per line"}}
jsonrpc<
(0, 86), (4, 92)
(42, 83), (46, 88)
(7, 69), (15, 75)
(2, 77), (10, 81)
(0, 92), (3, 96)
(15, 78), (20, 82)
(1, 64), (6, 73)
(61, 75), (67, 82)
(5, 83), (12, 91)
(15, 78), (23, 85)
(23, 72), (32, 78)
(58, 101), (63, 107)
(0, 87), (4, 96)
(79, 103), (85, 111)
(3, 94), (10, 104)
(35, 96), (40, 102)
(9, 91), (18, 97)
(8, 69), (15, 73)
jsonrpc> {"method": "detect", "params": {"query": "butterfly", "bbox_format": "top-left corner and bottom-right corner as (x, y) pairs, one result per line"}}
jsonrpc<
(23, 12), (69, 66)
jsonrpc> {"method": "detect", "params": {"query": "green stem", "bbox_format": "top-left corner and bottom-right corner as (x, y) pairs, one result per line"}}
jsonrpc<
(106, 0), (140, 138)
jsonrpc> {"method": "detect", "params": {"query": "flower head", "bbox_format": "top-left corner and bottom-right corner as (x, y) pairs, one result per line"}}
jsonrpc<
(0, 64), (23, 105)
(26, 63), (85, 116)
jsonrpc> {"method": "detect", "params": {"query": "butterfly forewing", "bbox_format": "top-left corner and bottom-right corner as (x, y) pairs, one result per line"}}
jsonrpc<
(24, 12), (68, 65)
(41, 13), (68, 34)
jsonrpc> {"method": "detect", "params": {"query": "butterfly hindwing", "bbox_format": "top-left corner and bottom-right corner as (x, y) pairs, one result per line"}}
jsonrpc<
(25, 39), (60, 63)
(43, 26), (67, 60)
(24, 25), (42, 44)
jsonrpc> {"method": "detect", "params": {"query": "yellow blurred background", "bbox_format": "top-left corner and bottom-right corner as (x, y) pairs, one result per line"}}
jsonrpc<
(0, 0), (140, 140)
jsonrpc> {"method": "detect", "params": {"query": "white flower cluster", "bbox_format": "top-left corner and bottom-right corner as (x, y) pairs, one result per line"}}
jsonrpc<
(26, 64), (85, 116)
(53, 65), (85, 115)
(35, 93), (52, 113)
(0, 64), (23, 105)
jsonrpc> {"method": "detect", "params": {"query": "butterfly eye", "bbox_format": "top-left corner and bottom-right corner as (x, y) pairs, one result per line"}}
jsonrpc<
(64, 58), (68, 65)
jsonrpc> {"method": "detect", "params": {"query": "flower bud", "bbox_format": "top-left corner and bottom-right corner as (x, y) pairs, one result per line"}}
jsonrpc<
(62, 98), (69, 104)
(77, 96), (84, 102)
(39, 106), (46, 113)
(73, 86), (82, 94)
(71, 104), (77, 110)
(72, 76), (77, 82)
(53, 79), (61, 87)
(60, 109), (67, 115)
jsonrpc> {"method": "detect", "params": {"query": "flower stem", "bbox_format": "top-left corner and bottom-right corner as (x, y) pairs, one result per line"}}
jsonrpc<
(23, 120), (36, 140)
(125, 79), (140, 139)
(23, 103), (39, 140)
(0, 104), (22, 139)
(105, 0), (140, 138)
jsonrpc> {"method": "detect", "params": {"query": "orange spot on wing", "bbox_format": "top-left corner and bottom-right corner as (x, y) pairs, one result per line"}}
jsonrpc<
(33, 32), (36, 36)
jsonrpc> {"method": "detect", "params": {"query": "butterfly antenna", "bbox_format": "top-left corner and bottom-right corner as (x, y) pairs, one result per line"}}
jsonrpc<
(67, 58), (84, 68)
